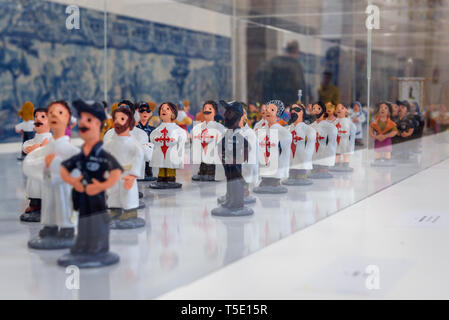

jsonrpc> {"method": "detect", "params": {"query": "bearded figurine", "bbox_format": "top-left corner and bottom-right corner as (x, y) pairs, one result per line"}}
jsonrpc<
(282, 104), (316, 186)
(104, 105), (145, 229)
(149, 102), (187, 189)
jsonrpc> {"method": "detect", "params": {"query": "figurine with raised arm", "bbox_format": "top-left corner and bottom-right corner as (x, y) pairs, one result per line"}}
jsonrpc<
(212, 101), (253, 217)
(58, 100), (123, 268)
(283, 104), (316, 186)
(331, 103), (356, 172)
(104, 105), (145, 229)
(308, 102), (338, 179)
(253, 100), (292, 194)
(150, 102), (187, 189)
(20, 107), (52, 222)
(192, 100), (226, 182)
(23, 101), (80, 249)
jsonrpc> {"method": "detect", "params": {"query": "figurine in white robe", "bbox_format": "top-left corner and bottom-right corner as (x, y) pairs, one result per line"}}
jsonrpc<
(20, 108), (53, 222)
(191, 101), (226, 182)
(150, 102), (187, 189)
(331, 103), (356, 172)
(282, 104), (316, 186)
(253, 100), (292, 194)
(308, 102), (338, 179)
(24, 101), (79, 249)
(104, 106), (145, 229)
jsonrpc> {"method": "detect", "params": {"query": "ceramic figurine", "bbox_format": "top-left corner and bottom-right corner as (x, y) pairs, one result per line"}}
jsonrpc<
(149, 102), (187, 189)
(282, 104), (316, 186)
(58, 100), (122, 268)
(20, 107), (53, 222)
(23, 101), (80, 249)
(211, 101), (253, 217)
(191, 100), (226, 182)
(103, 105), (145, 229)
(253, 103), (267, 131)
(350, 101), (366, 146)
(308, 102), (338, 179)
(370, 101), (398, 167)
(16, 101), (36, 160)
(253, 100), (292, 194)
(331, 103), (356, 172)
(135, 102), (157, 182)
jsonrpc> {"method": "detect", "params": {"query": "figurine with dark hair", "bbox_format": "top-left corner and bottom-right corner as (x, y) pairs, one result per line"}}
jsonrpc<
(58, 100), (122, 268)
(308, 101), (338, 179)
(253, 100), (292, 194)
(192, 100), (226, 182)
(283, 104), (316, 186)
(212, 101), (253, 217)
(15, 101), (36, 160)
(104, 106), (145, 229)
(135, 102), (156, 182)
(369, 101), (398, 166)
(23, 101), (80, 249)
(150, 102), (187, 189)
(20, 108), (52, 222)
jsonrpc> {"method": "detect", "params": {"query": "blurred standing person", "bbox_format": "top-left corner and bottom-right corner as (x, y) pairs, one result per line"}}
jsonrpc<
(318, 71), (340, 106)
(251, 41), (306, 106)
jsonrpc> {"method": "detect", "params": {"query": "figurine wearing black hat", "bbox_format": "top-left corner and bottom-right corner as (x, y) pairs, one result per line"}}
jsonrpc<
(253, 100), (292, 194)
(58, 100), (123, 268)
(192, 100), (226, 182)
(135, 102), (157, 182)
(23, 101), (80, 250)
(149, 102), (187, 189)
(212, 101), (254, 217)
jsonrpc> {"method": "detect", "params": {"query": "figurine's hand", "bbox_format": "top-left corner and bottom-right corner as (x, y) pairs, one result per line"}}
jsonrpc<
(25, 144), (39, 154)
(73, 176), (85, 193)
(40, 138), (49, 147)
(123, 175), (136, 190)
(377, 134), (385, 142)
(85, 178), (103, 196)
(45, 154), (56, 168)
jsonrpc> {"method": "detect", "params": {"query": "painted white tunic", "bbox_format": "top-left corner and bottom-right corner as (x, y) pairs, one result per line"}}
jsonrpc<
(191, 121), (226, 165)
(241, 125), (259, 184)
(310, 120), (337, 167)
(104, 135), (144, 210)
(287, 122), (316, 170)
(23, 136), (79, 227)
(257, 123), (292, 179)
(150, 122), (187, 169)
(334, 117), (353, 155)
(22, 132), (53, 199)
(253, 119), (267, 132)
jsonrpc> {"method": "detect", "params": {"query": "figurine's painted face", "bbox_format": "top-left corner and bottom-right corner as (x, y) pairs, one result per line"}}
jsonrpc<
(114, 111), (131, 135)
(160, 104), (175, 123)
(378, 103), (390, 118)
(290, 105), (303, 123)
(352, 103), (360, 113)
(312, 104), (323, 116)
(239, 113), (247, 128)
(392, 104), (399, 116)
(139, 107), (152, 123)
(248, 104), (257, 113)
(202, 104), (216, 122)
(48, 103), (71, 133)
(78, 112), (101, 141)
(265, 103), (278, 125)
(398, 104), (408, 118)
(336, 104), (347, 118)
(34, 111), (49, 134)
(326, 104), (335, 117)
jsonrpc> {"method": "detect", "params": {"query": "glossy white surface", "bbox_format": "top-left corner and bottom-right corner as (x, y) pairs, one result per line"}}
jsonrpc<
(0, 132), (448, 299)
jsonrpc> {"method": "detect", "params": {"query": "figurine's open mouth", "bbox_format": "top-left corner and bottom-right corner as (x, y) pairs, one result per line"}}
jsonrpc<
(34, 122), (43, 127)
(203, 111), (212, 115)
(79, 127), (89, 133)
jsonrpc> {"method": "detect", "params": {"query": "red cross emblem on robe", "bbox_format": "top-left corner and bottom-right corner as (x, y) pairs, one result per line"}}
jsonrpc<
(194, 128), (215, 154)
(155, 127), (175, 159)
(290, 130), (303, 158)
(335, 122), (347, 145)
(259, 135), (276, 166)
(315, 132), (325, 153)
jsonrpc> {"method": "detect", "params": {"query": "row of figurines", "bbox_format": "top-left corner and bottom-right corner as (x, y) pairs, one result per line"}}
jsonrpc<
(17, 99), (396, 269)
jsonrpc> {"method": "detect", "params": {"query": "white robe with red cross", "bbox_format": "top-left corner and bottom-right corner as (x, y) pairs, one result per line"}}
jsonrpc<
(191, 120), (226, 165)
(288, 122), (316, 170)
(310, 120), (338, 167)
(257, 123), (292, 179)
(150, 122), (187, 169)
(334, 117), (354, 155)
